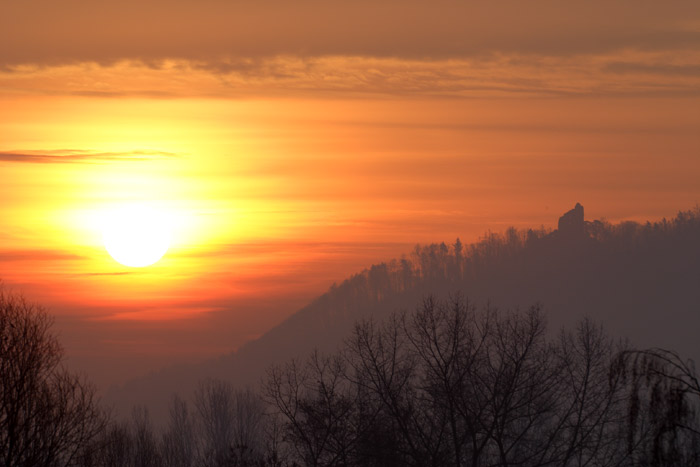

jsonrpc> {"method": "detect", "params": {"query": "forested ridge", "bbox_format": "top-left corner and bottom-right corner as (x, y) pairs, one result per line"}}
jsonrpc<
(314, 207), (700, 314)
(257, 206), (700, 358)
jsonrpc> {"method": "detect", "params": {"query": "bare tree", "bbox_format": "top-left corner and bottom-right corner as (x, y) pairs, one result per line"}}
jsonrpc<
(615, 348), (700, 466)
(347, 313), (439, 466)
(550, 318), (630, 467)
(0, 287), (105, 467)
(403, 296), (489, 465)
(230, 387), (267, 466)
(265, 296), (640, 466)
(195, 379), (236, 466)
(89, 421), (133, 467)
(265, 353), (362, 467)
(195, 379), (271, 467)
(131, 406), (162, 467)
(162, 395), (196, 467)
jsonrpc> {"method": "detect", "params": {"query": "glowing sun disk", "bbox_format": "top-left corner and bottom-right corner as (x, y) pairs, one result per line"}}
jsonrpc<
(102, 204), (172, 267)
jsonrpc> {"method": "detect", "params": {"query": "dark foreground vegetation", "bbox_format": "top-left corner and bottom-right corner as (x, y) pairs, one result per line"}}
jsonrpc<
(3, 207), (700, 466)
(0, 288), (104, 467)
(2, 289), (700, 467)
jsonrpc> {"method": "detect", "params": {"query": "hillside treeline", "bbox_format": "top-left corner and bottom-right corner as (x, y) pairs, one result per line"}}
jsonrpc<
(254, 206), (700, 371)
(320, 207), (700, 311)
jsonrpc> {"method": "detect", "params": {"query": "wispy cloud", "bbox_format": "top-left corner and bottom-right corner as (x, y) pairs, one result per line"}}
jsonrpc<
(604, 62), (700, 77)
(0, 249), (86, 261)
(72, 271), (135, 277)
(3, 51), (700, 100)
(95, 305), (226, 322)
(0, 149), (181, 164)
(172, 241), (413, 259)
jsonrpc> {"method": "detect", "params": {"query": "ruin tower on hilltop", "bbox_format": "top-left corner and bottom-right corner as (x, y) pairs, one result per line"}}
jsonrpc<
(558, 203), (585, 237)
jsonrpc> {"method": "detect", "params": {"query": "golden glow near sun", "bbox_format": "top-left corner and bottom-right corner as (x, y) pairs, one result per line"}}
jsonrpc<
(102, 204), (173, 268)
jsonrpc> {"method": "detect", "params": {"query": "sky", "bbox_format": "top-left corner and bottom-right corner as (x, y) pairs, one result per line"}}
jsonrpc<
(1, 1), (700, 389)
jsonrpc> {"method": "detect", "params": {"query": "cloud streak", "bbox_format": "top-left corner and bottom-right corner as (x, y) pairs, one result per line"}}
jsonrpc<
(0, 249), (86, 262)
(3, 52), (700, 100)
(0, 149), (181, 164)
(604, 62), (700, 77)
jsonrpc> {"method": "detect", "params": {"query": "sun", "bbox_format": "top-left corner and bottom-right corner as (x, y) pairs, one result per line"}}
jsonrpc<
(102, 204), (172, 267)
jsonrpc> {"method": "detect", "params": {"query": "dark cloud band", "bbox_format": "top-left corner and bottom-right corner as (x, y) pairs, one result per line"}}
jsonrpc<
(1, 1), (699, 67)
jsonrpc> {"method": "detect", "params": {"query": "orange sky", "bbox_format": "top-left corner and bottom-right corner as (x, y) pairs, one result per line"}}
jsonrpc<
(1, 1), (700, 389)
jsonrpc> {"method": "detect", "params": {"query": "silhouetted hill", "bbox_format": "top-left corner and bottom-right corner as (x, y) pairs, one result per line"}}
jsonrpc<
(105, 205), (700, 424)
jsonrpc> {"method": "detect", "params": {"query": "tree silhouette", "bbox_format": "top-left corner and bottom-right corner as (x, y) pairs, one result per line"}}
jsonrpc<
(58, 294), (700, 467)
(162, 395), (196, 467)
(615, 348), (700, 466)
(264, 296), (637, 466)
(0, 286), (105, 467)
(195, 379), (268, 467)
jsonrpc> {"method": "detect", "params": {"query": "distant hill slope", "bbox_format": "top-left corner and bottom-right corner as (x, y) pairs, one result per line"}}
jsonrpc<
(105, 205), (700, 424)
